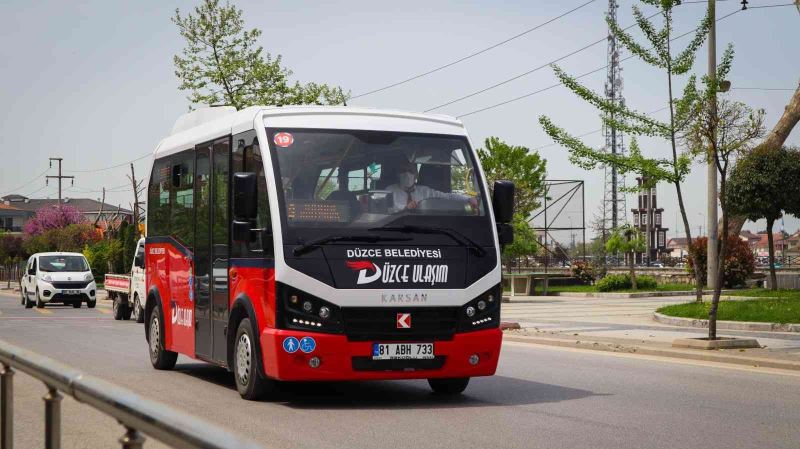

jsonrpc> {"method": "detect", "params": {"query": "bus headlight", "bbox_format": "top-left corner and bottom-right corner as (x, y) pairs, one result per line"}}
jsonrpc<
(458, 284), (502, 332)
(280, 284), (343, 333)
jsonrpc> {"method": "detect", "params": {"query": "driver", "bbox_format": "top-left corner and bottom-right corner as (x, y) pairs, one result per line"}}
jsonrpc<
(386, 159), (477, 211)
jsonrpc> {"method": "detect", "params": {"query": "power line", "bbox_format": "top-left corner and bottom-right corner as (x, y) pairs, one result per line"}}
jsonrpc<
(64, 151), (151, 173)
(350, 0), (599, 100)
(0, 168), (49, 196)
(455, 6), (751, 119)
(423, 9), (663, 112)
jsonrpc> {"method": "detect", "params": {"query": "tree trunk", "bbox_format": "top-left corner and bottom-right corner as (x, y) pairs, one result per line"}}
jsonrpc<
(723, 82), (800, 236)
(767, 218), (777, 290)
(709, 175), (730, 340)
(629, 251), (637, 290)
(664, 34), (702, 302)
(646, 195), (653, 267)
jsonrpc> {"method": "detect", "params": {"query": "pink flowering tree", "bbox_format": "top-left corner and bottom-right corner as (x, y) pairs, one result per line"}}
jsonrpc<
(24, 205), (85, 236)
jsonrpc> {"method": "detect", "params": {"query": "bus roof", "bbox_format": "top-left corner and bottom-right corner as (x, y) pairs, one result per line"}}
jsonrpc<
(153, 106), (466, 160)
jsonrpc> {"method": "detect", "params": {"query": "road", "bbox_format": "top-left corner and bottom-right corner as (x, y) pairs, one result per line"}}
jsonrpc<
(0, 290), (798, 449)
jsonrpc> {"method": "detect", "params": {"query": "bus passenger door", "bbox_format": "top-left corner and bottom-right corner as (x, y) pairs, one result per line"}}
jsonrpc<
(194, 143), (213, 359)
(211, 137), (231, 362)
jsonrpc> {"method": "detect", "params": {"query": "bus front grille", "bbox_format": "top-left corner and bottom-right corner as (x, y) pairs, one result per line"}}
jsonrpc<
(341, 307), (459, 342)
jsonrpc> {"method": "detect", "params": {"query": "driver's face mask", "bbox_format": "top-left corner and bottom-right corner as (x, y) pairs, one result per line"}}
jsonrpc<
(398, 171), (416, 189)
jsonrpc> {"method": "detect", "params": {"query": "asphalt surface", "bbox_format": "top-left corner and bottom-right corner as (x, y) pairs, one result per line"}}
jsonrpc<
(0, 290), (799, 449)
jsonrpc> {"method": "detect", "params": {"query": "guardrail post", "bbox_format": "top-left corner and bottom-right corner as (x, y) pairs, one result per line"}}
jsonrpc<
(43, 387), (61, 449)
(1, 363), (12, 449)
(119, 427), (145, 449)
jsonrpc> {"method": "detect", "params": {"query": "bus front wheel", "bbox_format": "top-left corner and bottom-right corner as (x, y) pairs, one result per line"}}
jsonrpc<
(148, 306), (177, 370)
(233, 318), (271, 400)
(428, 377), (470, 395)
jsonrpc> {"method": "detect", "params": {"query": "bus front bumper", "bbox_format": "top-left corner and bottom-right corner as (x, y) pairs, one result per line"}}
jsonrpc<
(260, 328), (502, 381)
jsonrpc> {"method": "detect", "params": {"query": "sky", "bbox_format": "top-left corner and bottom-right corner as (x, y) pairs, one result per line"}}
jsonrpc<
(0, 0), (797, 245)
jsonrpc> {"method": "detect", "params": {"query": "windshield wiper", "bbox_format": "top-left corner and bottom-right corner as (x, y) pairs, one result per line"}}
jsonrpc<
(292, 234), (411, 256)
(369, 225), (487, 256)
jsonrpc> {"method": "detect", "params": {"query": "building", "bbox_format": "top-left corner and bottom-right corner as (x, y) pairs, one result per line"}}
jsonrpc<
(0, 195), (133, 233)
(0, 203), (32, 233)
(666, 237), (689, 259)
(630, 177), (668, 263)
(754, 232), (789, 257)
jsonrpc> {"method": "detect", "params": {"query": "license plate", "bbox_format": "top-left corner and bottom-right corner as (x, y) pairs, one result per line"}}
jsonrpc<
(372, 343), (434, 360)
(63, 290), (80, 295)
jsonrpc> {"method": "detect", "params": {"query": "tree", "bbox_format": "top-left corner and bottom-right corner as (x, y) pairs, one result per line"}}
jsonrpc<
(477, 137), (547, 266)
(477, 136), (547, 218)
(726, 147), (797, 290)
(0, 234), (25, 289)
(23, 205), (85, 237)
(502, 215), (539, 267)
(173, 0), (348, 110)
(728, 83), (800, 235)
(681, 48), (765, 339)
(539, 0), (708, 300)
(605, 225), (646, 290)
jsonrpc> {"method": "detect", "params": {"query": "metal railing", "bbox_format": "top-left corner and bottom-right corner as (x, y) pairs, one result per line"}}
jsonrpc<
(0, 339), (266, 449)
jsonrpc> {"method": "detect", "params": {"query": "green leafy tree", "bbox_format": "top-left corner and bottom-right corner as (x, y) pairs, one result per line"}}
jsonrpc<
(477, 137), (547, 218)
(605, 225), (646, 290)
(727, 146), (798, 290)
(502, 215), (539, 267)
(539, 0), (709, 300)
(680, 49), (765, 339)
(477, 137), (547, 266)
(173, 0), (348, 110)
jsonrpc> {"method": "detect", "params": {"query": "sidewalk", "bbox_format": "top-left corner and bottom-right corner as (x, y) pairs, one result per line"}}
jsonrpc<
(501, 294), (800, 369)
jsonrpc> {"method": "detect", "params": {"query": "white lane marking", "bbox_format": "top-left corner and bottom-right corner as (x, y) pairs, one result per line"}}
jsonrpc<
(503, 341), (800, 378)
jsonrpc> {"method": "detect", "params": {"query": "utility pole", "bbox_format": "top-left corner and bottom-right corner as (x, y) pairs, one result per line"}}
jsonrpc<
(707, 0), (719, 289)
(128, 163), (144, 235)
(46, 158), (74, 205)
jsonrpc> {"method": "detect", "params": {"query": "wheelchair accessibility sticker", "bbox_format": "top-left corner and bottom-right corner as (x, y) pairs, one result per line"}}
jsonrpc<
(299, 336), (316, 353)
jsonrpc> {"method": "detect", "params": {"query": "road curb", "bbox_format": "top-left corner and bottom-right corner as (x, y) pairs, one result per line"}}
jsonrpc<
(653, 312), (800, 333)
(502, 333), (800, 371)
(544, 289), (737, 299)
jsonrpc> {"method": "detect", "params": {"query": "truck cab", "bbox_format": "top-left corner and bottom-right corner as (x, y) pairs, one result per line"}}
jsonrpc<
(105, 238), (146, 321)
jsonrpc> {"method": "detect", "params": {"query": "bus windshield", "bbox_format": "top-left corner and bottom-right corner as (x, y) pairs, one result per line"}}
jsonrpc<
(268, 129), (488, 236)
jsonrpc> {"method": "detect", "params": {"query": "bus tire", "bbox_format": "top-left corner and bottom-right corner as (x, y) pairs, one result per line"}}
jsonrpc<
(148, 305), (177, 370)
(428, 377), (470, 395)
(233, 318), (270, 400)
(133, 294), (144, 323)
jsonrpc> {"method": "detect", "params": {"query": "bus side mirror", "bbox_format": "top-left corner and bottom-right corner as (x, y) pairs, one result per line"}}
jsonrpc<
(492, 180), (515, 224)
(233, 172), (257, 220)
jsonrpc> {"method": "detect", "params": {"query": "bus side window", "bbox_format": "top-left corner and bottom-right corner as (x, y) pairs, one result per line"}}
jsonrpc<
(232, 130), (272, 258)
(147, 158), (172, 237)
(171, 150), (195, 248)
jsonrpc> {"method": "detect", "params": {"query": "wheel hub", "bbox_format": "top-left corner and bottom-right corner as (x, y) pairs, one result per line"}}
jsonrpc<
(150, 317), (160, 359)
(236, 333), (252, 385)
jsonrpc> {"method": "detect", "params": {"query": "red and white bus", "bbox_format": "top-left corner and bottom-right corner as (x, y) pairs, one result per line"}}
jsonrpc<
(144, 106), (514, 399)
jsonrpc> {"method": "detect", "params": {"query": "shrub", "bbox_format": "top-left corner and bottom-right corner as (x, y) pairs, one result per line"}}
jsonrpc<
(596, 274), (631, 292)
(570, 260), (595, 285)
(688, 236), (755, 288)
(23, 223), (101, 254)
(83, 239), (123, 279)
(636, 275), (658, 290)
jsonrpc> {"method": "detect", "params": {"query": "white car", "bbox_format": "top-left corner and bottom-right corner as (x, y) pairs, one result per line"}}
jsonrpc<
(20, 252), (97, 309)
